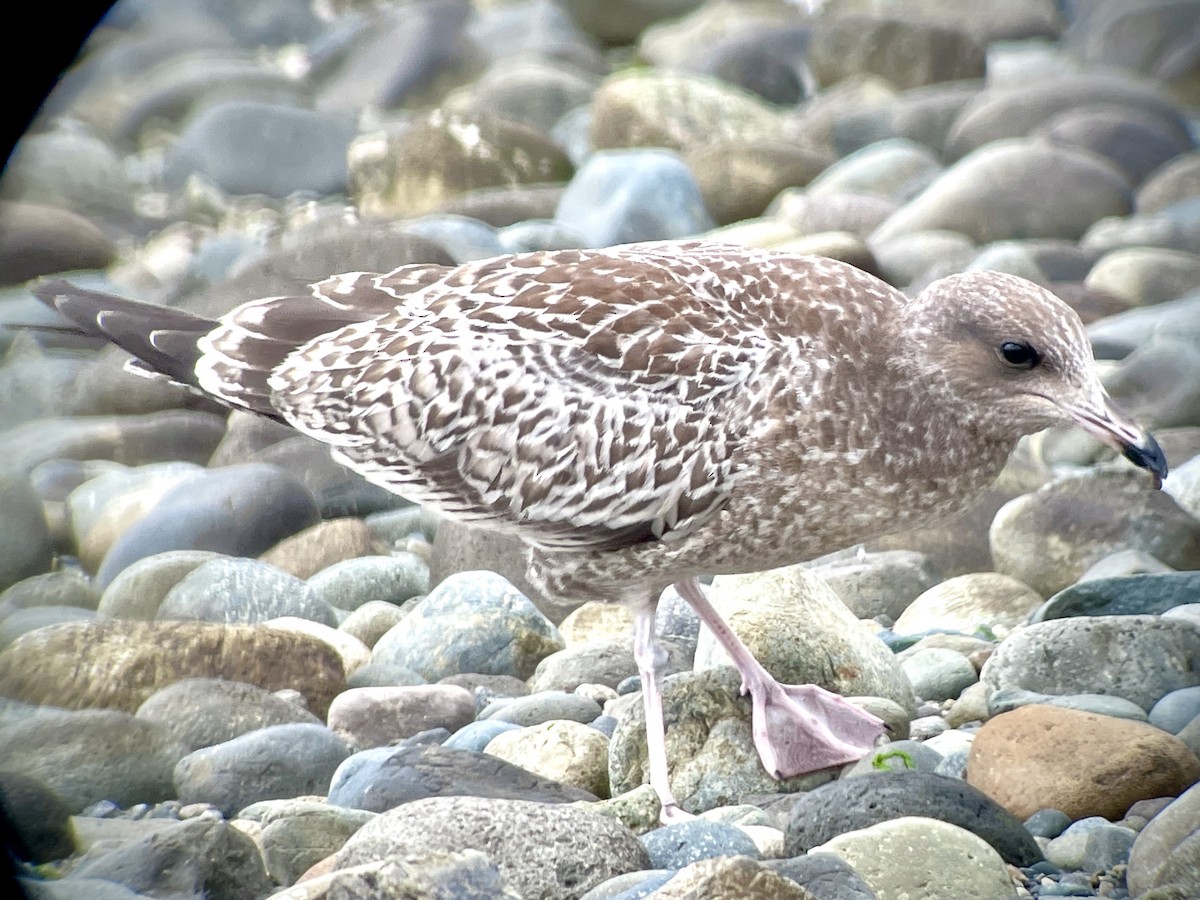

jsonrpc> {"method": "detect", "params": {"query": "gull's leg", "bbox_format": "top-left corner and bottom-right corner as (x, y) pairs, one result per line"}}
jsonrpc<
(673, 577), (885, 779)
(631, 597), (693, 824)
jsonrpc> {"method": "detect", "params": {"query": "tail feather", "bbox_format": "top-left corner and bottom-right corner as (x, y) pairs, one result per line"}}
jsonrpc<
(32, 276), (397, 422)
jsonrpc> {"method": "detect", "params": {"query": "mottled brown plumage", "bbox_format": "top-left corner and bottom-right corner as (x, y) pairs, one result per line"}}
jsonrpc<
(35, 240), (1167, 821)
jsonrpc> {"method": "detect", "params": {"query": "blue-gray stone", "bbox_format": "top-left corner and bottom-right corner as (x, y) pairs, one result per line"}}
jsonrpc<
(581, 870), (675, 899)
(640, 819), (760, 869)
(442, 719), (521, 753)
(783, 771), (1043, 865)
(1031, 572), (1200, 622)
(309, 554), (429, 611)
(497, 220), (587, 255)
(0, 475), (53, 591)
(0, 605), (99, 649)
(1150, 685), (1200, 734)
(1025, 808), (1072, 839)
(164, 101), (357, 198)
(157, 558), (336, 627)
(479, 691), (602, 726)
(95, 463), (320, 588)
(555, 149), (714, 246)
(326, 742), (596, 812)
(345, 659), (427, 688)
(371, 571), (563, 681)
(764, 852), (878, 900)
(174, 723), (352, 817)
(988, 689), (1149, 721)
(934, 747), (969, 779)
(900, 647), (978, 702)
(402, 215), (506, 263)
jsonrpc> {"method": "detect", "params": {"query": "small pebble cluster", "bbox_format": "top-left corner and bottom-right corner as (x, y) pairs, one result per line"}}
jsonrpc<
(1, 1), (1199, 899)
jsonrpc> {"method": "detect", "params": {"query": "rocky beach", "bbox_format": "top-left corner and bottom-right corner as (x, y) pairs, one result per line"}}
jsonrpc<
(1, 1), (1199, 898)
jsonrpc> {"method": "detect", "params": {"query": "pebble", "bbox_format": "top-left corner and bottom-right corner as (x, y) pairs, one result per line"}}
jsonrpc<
(1031, 571), (1200, 622)
(811, 816), (1018, 900)
(640, 818), (761, 869)
(479, 690), (602, 727)
(173, 722), (351, 816)
(307, 553), (429, 612)
(327, 741), (596, 813)
(966, 704), (1200, 820)
(805, 548), (940, 621)
(0, 709), (185, 813)
(336, 796), (649, 899)
(1127, 782), (1200, 898)
(370, 571), (564, 681)
(244, 798), (375, 887)
(96, 550), (223, 620)
(783, 770), (1043, 866)
(988, 689), (1150, 722)
(0, 474), (54, 591)
(555, 149), (714, 247)
(527, 639), (637, 692)
(895, 572), (1042, 636)
(157, 557), (337, 627)
(93, 463), (322, 589)
(1149, 685), (1200, 734)
(843, 739), (945, 777)
(336, 599), (409, 649)
(899, 648), (978, 703)
(485, 719), (610, 797)
(980, 615), (1200, 711)
(258, 516), (385, 580)
(134, 677), (322, 753)
(326, 684), (475, 749)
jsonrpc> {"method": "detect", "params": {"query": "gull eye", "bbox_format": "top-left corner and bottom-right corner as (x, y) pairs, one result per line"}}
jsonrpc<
(998, 340), (1040, 369)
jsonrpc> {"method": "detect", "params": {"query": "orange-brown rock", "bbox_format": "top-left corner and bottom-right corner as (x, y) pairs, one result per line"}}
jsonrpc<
(0, 619), (345, 716)
(967, 703), (1200, 820)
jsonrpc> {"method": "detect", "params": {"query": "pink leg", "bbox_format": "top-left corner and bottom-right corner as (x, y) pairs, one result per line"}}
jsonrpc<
(673, 577), (885, 779)
(631, 599), (693, 824)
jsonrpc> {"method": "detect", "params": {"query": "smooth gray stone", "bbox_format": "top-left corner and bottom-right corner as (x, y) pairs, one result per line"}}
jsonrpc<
(1031, 572), (1200, 622)
(640, 819), (760, 869)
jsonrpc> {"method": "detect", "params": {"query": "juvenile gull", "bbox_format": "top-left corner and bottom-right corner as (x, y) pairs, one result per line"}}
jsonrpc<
(35, 240), (1167, 821)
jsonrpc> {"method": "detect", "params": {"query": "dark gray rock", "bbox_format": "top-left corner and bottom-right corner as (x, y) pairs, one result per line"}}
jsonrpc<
(336, 795), (650, 900)
(173, 722), (352, 816)
(94, 463), (320, 589)
(1024, 808), (1072, 839)
(1035, 104), (1193, 186)
(843, 739), (944, 778)
(0, 770), (75, 863)
(164, 100), (357, 197)
(782, 771), (1043, 866)
(980, 615), (1200, 711)
(135, 677), (322, 752)
(157, 557), (336, 626)
(326, 742), (596, 812)
(0, 709), (185, 813)
(0, 475), (53, 591)
(65, 816), (272, 900)
(640, 819), (760, 869)
(1032, 572), (1200, 622)
(371, 571), (563, 681)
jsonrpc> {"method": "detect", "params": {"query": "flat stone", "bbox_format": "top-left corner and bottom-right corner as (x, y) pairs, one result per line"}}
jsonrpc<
(641, 818), (760, 869)
(0, 619), (345, 717)
(246, 799), (375, 887)
(326, 685), (475, 749)
(308, 554), (429, 612)
(966, 704), (1200, 820)
(174, 722), (352, 817)
(1031, 572), (1200, 622)
(528, 640), (636, 693)
(326, 742), (596, 812)
(988, 688), (1149, 722)
(335, 796), (650, 900)
(479, 691), (602, 727)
